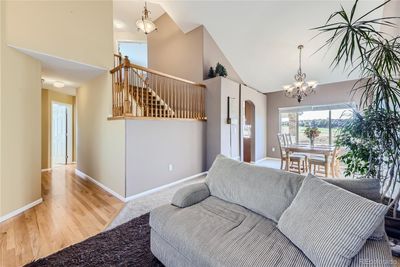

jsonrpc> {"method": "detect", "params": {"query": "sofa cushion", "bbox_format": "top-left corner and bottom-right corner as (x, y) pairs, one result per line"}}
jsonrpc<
(323, 177), (385, 240)
(171, 182), (210, 208)
(206, 155), (304, 222)
(150, 196), (314, 267)
(278, 174), (388, 267)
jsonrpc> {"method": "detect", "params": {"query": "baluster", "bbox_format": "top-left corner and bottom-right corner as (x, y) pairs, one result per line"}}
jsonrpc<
(167, 78), (170, 118)
(145, 72), (148, 117)
(188, 84), (191, 119)
(172, 79), (176, 118)
(183, 83), (187, 119)
(123, 57), (130, 115)
(135, 69), (139, 116)
(156, 75), (159, 118)
(169, 78), (172, 118)
(150, 74), (153, 117)
(193, 86), (199, 119)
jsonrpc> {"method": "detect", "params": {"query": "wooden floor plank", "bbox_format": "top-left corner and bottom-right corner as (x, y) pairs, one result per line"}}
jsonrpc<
(0, 165), (124, 267)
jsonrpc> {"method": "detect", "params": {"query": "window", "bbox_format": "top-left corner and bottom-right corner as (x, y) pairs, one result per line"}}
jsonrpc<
(279, 103), (354, 145)
(118, 41), (148, 67)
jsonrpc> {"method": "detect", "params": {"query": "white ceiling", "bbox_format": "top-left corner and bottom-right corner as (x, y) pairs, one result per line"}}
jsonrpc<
(157, 0), (386, 92)
(11, 46), (106, 96)
(113, 1), (165, 33)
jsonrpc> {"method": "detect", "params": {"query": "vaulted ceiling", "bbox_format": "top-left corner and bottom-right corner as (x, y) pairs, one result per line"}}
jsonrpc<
(157, 0), (387, 92)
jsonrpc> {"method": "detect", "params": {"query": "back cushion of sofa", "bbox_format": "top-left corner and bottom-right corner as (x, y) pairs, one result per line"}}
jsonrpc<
(206, 155), (304, 222)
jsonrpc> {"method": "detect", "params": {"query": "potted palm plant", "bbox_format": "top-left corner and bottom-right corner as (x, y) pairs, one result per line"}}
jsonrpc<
(314, 0), (400, 242)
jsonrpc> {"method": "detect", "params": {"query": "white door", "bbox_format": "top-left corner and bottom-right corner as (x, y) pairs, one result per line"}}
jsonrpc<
(52, 103), (67, 165)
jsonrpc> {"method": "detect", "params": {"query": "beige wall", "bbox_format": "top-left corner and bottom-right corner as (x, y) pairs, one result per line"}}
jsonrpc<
(266, 80), (362, 158)
(125, 120), (206, 197)
(147, 13), (242, 85)
(241, 85), (267, 162)
(203, 28), (243, 83)
(204, 77), (240, 169)
(1, 46), (42, 216)
(41, 89), (76, 169)
(204, 77), (267, 169)
(77, 74), (126, 197)
(5, 0), (112, 68)
(148, 13), (204, 82)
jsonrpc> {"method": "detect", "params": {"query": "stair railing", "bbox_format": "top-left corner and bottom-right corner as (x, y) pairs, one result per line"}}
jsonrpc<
(110, 56), (206, 120)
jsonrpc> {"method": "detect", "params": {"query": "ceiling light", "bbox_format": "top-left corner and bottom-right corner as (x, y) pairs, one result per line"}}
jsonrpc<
(113, 19), (126, 30)
(53, 81), (65, 88)
(283, 45), (317, 103)
(136, 2), (157, 34)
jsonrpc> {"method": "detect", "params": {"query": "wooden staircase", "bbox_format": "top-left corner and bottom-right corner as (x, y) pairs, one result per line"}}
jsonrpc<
(128, 85), (175, 117)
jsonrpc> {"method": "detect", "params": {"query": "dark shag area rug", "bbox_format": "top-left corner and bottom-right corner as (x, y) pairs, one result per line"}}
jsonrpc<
(25, 213), (165, 267)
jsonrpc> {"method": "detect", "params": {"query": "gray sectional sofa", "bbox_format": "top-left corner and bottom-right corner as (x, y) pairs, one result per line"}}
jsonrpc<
(150, 155), (393, 267)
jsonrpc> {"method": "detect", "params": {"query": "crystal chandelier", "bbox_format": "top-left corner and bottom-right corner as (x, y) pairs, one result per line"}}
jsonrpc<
(136, 2), (157, 34)
(283, 45), (317, 103)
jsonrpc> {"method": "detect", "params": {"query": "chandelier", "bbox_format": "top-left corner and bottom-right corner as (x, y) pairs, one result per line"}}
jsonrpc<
(136, 2), (157, 34)
(283, 45), (317, 103)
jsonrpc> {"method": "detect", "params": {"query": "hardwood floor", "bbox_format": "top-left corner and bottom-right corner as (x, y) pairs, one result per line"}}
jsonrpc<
(0, 165), (124, 267)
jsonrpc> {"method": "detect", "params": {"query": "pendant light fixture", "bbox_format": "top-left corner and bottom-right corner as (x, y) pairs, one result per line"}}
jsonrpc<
(283, 45), (317, 103)
(136, 2), (157, 35)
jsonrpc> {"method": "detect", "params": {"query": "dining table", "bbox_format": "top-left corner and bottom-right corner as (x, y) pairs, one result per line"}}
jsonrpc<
(282, 144), (336, 177)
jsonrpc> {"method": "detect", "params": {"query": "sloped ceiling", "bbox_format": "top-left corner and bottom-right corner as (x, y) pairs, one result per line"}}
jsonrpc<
(12, 46), (106, 96)
(158, 1), (386, 92)
(113, 1), (165, 33)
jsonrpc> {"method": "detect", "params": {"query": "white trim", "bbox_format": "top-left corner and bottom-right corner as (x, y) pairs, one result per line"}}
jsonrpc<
(251, 157), (268, 164)
(0, 198), (43, 223)
(265, 157), (281, 161)
(75, 169), (208, 203)
(251, 157), (281, 164)
(75, 169), (126, 202)
(8, 45), (106, 71)
(124, 172), (208, 202)
(41, 168), (52, 172)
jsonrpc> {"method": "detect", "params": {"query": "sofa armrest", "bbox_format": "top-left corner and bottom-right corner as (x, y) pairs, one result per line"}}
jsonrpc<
(171, 183), (210, 208)
(350, 236), (393, 267)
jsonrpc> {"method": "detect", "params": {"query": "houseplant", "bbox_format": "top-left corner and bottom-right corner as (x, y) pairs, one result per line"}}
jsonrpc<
(215, 62), (228, 77)
(304, 127), (321, 146)
(314, 0), (400, 238)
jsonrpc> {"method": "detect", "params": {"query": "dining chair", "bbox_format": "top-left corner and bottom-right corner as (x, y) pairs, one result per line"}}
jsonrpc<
(285, 134), (293, 145)
(277, 134), (306, 174)
(308, 146), (341, 177)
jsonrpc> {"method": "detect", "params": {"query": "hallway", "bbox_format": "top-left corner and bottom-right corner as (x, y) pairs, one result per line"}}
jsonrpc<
(0, 165), (124, 267)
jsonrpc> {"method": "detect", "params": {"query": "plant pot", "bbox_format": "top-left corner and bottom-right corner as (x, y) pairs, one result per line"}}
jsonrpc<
(383, 197), (400, 239)
(386, 215), (400, 239)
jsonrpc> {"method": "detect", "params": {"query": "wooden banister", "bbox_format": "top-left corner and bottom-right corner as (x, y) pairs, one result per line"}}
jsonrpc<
(109, 55), (206, 120)
(128, 63), (206, 88)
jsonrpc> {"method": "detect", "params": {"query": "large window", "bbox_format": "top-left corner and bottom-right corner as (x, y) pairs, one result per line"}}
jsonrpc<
(118, 41), (148, 67)
(279, 103), (354, 145)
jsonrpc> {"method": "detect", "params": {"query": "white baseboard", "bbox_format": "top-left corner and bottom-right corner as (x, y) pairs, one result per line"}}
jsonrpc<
(265, 157), (281, 161)
(0, 198), (43, 223)
(41, 168), (52, 172)
(75, 169), (126, 202)
(124, 172), (208, 202)
(251, 157), (267, 164)
(75, 169), (208, 203)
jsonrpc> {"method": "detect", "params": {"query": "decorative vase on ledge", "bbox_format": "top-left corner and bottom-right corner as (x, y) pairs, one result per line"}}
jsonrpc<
(310, 138), (315, 147)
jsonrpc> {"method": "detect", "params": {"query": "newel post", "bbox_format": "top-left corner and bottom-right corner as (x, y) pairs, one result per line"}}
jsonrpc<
(123, 56), (131, 115)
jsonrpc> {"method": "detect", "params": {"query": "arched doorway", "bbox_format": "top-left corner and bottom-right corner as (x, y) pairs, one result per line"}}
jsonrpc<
(243, 100), (255, 163)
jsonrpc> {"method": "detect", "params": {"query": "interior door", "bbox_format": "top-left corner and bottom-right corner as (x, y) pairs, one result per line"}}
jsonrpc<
(52, 103), (67, 165)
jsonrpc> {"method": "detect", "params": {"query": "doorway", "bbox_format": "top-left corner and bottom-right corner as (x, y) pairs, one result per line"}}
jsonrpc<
(243, 100), (255, 163)
(51, 102), (73, 166)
